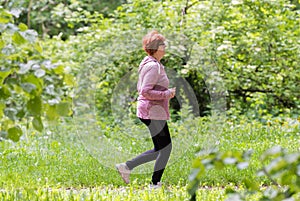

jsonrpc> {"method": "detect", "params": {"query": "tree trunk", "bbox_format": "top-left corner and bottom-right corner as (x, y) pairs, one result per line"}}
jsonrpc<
(27, 0), (33, 28)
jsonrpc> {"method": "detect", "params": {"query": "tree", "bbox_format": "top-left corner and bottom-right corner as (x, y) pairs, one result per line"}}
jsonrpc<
(179, 0), (300, 118)
(1, 0), (125, 39)
(38, 0), (300, 118)
(0, 9), (73, 141)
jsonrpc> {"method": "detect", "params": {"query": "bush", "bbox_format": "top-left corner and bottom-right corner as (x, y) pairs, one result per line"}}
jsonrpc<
(188, 146), (300, 201)
(0, 9), (73, 141)
(40, 0), (300, 119)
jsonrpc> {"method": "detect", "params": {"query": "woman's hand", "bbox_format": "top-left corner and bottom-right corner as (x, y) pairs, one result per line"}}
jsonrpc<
(169, 87), (176, 98)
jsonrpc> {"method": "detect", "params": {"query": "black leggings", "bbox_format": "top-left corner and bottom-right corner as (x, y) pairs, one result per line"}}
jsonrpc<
(126, 118), (172, 184)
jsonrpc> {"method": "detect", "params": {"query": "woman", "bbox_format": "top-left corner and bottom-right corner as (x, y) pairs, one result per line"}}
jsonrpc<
(116, 30), (176, 188)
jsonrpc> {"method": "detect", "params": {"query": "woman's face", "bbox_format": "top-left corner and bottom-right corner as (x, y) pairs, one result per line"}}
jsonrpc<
(153, 42), (166, 61)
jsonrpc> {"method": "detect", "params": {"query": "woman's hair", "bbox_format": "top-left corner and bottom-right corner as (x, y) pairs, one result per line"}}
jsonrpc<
(142, 30), (165, 56)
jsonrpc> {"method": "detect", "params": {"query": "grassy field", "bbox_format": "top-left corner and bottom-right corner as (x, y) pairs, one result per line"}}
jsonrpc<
(0, 116), (299, 200)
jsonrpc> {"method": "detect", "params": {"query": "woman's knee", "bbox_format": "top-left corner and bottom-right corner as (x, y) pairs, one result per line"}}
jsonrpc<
(162, 142), (172, 153)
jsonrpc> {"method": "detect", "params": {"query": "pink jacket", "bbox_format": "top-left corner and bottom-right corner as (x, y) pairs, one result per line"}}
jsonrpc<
(137, 56), (172, 120)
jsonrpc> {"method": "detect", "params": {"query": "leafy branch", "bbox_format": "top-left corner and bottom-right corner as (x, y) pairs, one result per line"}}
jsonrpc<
(0, 9), (74, 141)
(188, 146), (300, 201)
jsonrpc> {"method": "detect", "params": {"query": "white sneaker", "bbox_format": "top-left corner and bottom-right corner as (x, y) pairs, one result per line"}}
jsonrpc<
(149, 182), (162, 189)
(115, 163), (131, 184)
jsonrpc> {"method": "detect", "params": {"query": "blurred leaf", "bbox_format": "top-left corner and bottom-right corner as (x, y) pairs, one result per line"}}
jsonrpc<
(187, 179), (200, 199)
(284, 153), (300, 164)
(214, 160), (225, 170)
(188, 168), (201, 181)
(297, 165), (300, 176)
(243, 178), (259, 191)
(281, 173), (294, 186)
(19, 63), (31, 74)
(23, 74), (43, 95)
(21, 83), (36, 93)
(243, 149), (253, 160)
(4, 107), (17, 121)
(192, 157), (202, 168)
(12, 32), (26, 45)
(225, 187), (236, 194)
(34, 42), (43, 53)
(0, 70), (12, 84)
(18, 23), (28, 31)
(0, 38), (4, 49)
(7, 126), (22, 142)
(0, 103), (5, 118)
(266, 158), (287, 174)
(0, 85), (11, 99)
(237, 162), (249, 170)
(0, 10), (12, 23)
(34, 69), (46, 78)
(27, 96), (42, 116)
(53, 65), (65, 74)
(56, 102), (71, 117)
(16, 109), (25, 120)
(45, 105), (59, 121)
(261, 146), (282, 160)
(32, 116), (43, 132)
(10, 8), (22, 18)
(224, 157), (237, 165)
(21, 30), (38, 43)
(64, 74), (75, 86)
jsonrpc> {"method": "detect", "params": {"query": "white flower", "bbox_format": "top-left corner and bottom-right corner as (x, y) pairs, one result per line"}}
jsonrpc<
(232, 0), (243, 5)
(217, 44), (230, 51)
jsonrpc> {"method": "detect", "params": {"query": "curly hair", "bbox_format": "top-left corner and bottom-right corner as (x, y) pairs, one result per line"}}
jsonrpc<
(142, 30), (166, 56)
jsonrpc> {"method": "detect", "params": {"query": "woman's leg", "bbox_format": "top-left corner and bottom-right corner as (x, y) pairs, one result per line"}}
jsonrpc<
(149, 120), (172, 185)
(125, 119), (159, 170)
(126, 119), (172, 185)
(126, 149), (158, 170)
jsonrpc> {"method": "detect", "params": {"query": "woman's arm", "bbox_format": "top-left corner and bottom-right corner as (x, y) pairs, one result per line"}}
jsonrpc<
(139, 64), (172, 100)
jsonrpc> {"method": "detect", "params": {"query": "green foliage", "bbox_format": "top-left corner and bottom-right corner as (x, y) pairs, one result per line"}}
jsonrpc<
(1, 0), (125, 39)
(1, 1), (300, 200)
(1, 0), (299, 118)
(180, 0), (300, 118)
(255, 147), (300, 201)
(0, 9), (73, 141)
(134, 0), (300, 117)
(38, 0), (300, 118)
(188, 149), (252, 200)
(188, 146), (300, 201)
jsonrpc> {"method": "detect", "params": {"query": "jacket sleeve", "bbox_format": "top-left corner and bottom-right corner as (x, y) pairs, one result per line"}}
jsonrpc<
(139, 64), (171, 100)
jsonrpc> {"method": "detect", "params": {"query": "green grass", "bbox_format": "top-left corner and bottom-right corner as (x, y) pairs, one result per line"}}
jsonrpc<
(0, 116), (299, 200)
(0, 186), (227, 201)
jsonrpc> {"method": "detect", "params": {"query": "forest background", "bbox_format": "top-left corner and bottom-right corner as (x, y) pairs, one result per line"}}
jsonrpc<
(0, 0), (299, 200)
